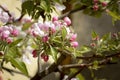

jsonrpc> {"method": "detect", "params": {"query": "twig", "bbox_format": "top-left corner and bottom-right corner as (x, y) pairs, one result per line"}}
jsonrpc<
(0, 5), (24, 23)
(58, 5), (87, 19)
(76, 52), (120, 60)
(0, 5), (12, 18)
(58, 57), (118, 79)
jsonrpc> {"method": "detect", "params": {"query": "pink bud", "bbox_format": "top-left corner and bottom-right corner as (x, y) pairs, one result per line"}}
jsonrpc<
(93, 4), (99, 11)
(101, 2), (108, 7)
(93, 0), (99, 3)
(43, 55), (49, 62)
(52, 16), (58, 22)
(41, 53), (49, 62)
(11, 29), (19, 36)
(71, 41), (79, 48)
(32, 31), (38, 37)
(32, 50), (37, 58)
(70, 34), (77, 42)
(90, 43), (96, 47)
(6, 38), (12, 44)
(64, 17), (71, 26)
(42, 35), (49, 42)
(53, 21), (61, 27)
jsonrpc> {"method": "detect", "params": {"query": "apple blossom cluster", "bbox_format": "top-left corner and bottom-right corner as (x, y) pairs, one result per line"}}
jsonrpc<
(0, 25), (19, 43)
(31, 16), (78, 62)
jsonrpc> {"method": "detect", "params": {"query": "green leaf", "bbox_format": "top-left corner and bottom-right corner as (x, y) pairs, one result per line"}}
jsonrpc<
(50, 45), (58, 62)
(0, 40), (8, 51)
(61, 27), (67, 40)
(22, 22), (33, 31)
(8, 39), (23, 47)
(107, 11), (120, 24)
(78, 45), (91, 54)
(9, 57), (28, 76)
(5, 47), (21, 59)
(40, 0), (50, 13)
(22, 1), (34, 15)
(91, 31), (98, 39)
(76, 74), (85, 80)
(102, 33), (111, 41)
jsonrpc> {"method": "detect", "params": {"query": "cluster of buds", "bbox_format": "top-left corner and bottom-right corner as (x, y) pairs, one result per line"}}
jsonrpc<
(0, 25), (19, 43)
(30, 16), (78, 47)
(31, 16), (78, 61)
(93, 0), (109, 11)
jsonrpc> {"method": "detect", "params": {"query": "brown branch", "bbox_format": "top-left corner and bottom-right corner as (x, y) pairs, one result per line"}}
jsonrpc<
(76, 52), (120, 60)
(0, 5), (12, 18)
(58, 56), (118, 79)
(58, 5), (87, 19)
(0, 5), (24, 23)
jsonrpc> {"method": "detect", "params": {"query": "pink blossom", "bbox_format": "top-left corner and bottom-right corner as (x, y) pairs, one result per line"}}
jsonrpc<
(52, 16), (58, 22)
(70, 34), (77, 42)
(6, 38), (12, 44)
(51, 27), (56, 33)
(1, 30), (10, 39)
(11, 29), (19, 36)
(71, 41), (79, 48)
(63, 17), (71, 26)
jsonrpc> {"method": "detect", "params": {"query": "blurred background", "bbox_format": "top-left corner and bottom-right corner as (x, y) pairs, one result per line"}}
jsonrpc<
(0, 0), (120, 80)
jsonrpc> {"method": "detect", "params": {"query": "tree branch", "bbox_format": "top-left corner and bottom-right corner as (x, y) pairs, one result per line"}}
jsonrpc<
(76, 52), (120, 60)
(0, 5), (12, 18)
(58, 5), (87, 19)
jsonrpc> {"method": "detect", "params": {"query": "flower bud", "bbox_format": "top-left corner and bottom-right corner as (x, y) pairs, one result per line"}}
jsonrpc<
(6, 38), (12, 44)
(52, 16), (58, 22)
(42, 35), (49, 42)
(43, 55), (49, 62)
(32, 50), (38, 58)
(11, 29), (19, 37)
(70, 34), (77, 42)
(93, 4), (99, 11)
(101, 2), (108, 7)
(71, 41), (79, 48)
(93, 0), (99, 3)
(64, 17), (71, 26)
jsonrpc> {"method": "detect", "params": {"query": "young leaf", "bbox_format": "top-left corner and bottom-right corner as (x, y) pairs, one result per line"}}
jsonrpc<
(76, 74), (85, 80)
(8, 38), (23, 47)
(5, 47), (21, 58)
(22, 22), (33, 31)
(9, 57), (28, 76)
(22, 1), (34, 15)
(91, 31), (98, 39)
(61, 27), (67, 40)
(50, 45), (58, 62)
